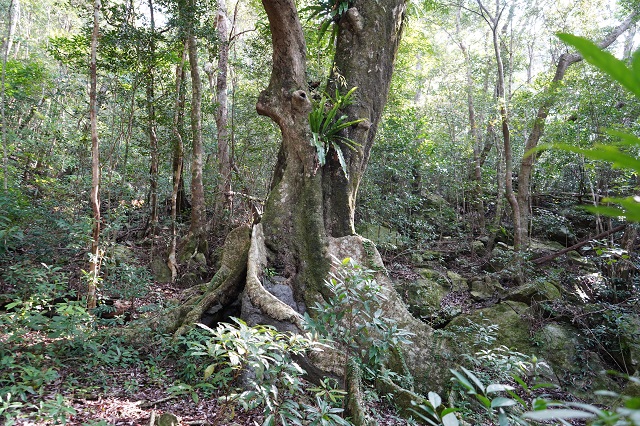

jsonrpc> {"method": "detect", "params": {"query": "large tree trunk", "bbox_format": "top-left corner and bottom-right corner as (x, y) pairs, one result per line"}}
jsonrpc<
(249, 0), (452, 395)
(162, 0), (454, 401)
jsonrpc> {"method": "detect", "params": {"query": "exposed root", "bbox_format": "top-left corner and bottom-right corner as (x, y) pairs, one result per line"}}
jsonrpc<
(172, 225), (252, 338)
(244, 224), (304, 329)
(328, 235), (455, 393)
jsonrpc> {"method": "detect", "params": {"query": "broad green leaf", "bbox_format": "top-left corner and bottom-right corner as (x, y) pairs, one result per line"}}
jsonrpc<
(461, 367), (485, 393)
(203, 364), (215, 380)
(491, 397), (518, 408)
(476, 394), (491, 409)
(487, 384), (515, 394)
(450, 369), (475, 393)
(442, 412), (459, 426)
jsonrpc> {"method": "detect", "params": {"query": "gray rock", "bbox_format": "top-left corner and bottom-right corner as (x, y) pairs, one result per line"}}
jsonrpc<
(150, 256), (172, 283)
(446, 271), (469, 292)
(505, 281), (561, 304)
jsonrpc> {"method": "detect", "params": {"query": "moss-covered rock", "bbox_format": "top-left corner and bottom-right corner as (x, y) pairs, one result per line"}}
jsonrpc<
(445, 302), (532, 353)
(505, 281), (561, 304)
(446, 271), (469, 292)
(150, 256), (172, 283)
(534, 322), (622, 402)
(399, 274), (448, 318)
(470, 277), (504, 300)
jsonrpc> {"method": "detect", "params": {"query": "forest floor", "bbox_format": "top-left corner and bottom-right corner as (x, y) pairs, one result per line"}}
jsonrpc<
(1, 265), (411, 426)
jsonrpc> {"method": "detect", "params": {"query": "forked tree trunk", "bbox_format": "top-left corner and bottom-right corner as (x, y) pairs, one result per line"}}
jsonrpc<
(87, 0), (101, 310)
(152, 0), (455, 401)
(249, 0), (452, 395)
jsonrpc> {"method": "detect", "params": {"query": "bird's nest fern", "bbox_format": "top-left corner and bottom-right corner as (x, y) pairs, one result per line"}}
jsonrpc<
(309, 86), (364, 178)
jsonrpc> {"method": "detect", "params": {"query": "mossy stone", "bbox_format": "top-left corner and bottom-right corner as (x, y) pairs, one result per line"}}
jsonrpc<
(505, 281), (561, 304)
(446, 271), (468, 292)
(150, 256), (171, 283)
(445, 302), (532, 353)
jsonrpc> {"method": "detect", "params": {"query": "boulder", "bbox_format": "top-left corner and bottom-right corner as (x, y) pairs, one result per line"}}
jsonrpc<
(470, 277), (504, 300)
(505, 281), (561, 304)
(445, 301), (532, 353)
(446, 271), (469, 292)
(471, 240), (486, 256)
(534, 322), (622, 402)
(150, 256), (172, 283)
(398, 274), (448, 319)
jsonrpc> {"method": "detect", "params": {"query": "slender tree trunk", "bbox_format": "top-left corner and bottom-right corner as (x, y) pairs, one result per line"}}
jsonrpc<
(146, 0), (159, 236)
(88, 0), (101, 310)
(461, 42), (485, 232)
(169, 41), (188, 282)
(1, 0), (18, 192)
(214, 0), (232, 226)
(184, 0), (207, 254)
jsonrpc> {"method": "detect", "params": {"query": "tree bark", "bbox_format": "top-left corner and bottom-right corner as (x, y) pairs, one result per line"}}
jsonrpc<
(214, 0), (232, 227)
(1, 0), (19, 191)
(184, 0), (207, 254)
(251, 0), (454, 397)
(168, 41), (188, 283)
(145, 0), (159, 236)
(323, 2), (407, 237)
(88, 0), (101, 310)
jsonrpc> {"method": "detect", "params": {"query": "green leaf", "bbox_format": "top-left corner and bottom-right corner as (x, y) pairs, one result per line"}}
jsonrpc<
(331, 141), (349, 178)
(450, 369), (475, 393)
(442, 412), (459, 426)
(461, 367), (485, 393)
(491, 397), (517, 408)
(203, 364), (215, 380)
(476, 394), (492, 409)
(487, 384), (515, 394)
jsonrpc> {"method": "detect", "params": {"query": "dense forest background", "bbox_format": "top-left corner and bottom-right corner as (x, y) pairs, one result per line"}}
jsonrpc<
(1, 0), (640, 424)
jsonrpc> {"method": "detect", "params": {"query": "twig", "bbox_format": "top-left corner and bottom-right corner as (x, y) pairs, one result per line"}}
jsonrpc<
(140, 395), (177, 409)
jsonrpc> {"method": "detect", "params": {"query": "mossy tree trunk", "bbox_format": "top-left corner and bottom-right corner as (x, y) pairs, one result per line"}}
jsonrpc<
(251, 0), (453, 396)
(164, 0), (452, 402)
(256, 0), (408, 308)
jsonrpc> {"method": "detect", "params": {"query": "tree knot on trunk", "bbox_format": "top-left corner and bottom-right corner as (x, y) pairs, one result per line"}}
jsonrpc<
(291, 89), (311, 113)
(345, 8), (363, 33)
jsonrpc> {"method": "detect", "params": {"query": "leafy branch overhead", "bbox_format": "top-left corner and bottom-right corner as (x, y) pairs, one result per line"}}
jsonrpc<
(309, 86), (364, 178)
(532, 33), (640, 221)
